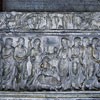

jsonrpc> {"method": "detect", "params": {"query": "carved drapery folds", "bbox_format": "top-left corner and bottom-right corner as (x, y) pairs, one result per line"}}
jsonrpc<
(0, 12), (100, 91)
(0, 34), (99, 91)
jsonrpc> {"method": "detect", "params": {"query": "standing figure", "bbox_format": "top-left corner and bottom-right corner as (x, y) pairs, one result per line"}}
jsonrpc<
(82, 37), (93, 80)
(58, 38), (71, 90)
(2, 38), (16, 90)
(14, 37), (28, 90)
(71, 37), (85, 90)
(27, 38), (42, 88)
(83, 53), (100, 90)
(92, 38), (100, 82)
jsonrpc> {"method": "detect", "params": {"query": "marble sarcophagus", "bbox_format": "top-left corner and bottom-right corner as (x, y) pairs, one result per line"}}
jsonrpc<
(0, 12), (100, 100)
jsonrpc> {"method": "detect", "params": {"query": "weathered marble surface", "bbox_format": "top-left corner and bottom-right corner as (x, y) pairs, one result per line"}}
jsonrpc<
(0, 32), (99, 91)
(0, 12), (100, 99)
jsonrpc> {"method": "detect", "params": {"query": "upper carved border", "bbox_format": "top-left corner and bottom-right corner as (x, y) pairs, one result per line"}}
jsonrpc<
(1, 12), (100, 32)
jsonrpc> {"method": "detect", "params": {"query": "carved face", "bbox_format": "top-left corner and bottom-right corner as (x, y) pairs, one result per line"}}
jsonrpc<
(92, 38), (99, 45)
(74, 37), (81, 46)
(27, 19), (32, 25)
(61, 38), (68, 48)
(83, 37), (89, 46)
(53, 47), (58, 53)
(5, 38), (13, 46)
(18, 37), (25, 46)
(34, 38), (41, 47)
(42, 56), (50, 64)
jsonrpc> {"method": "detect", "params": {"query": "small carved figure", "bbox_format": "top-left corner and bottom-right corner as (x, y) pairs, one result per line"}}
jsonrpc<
(82, 37), (93, 79)
(26, 14), (38, 29)
(83, 61), (100, 90)
(91, 38), (100, 81)
(71, 37), (85, 90)
(38, 14), (47, 29)
(14, 37), (28, 90)
(27, 38), (42, 87)
(51, 14), (64, 29)
(2, 38), (16, 90)
(73, 13), (92, 29)
(58, 38), (71, 90)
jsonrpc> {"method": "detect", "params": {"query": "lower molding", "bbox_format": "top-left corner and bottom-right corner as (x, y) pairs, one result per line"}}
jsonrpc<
(0, 91), (100, 99)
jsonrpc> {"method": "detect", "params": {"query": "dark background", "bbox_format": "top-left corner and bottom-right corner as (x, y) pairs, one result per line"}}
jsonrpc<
(1, 0), (100, 12)
(0, 0), (2, 11)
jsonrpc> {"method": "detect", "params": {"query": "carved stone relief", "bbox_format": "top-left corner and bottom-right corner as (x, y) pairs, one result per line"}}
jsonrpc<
(0, 12), (99, 32)
(0, 12), (100, 32)
(0, 12), (100, 97)
(0, 33), (99, 91)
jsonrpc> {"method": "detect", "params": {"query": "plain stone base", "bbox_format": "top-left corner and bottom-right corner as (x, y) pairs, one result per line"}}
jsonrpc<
(0, 91), (100, 100)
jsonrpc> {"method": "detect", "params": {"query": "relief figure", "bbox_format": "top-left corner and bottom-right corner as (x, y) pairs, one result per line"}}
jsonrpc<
(14, 37), (28, 90)
(58, 38), (71, 90)
(2, 38), (16, 90)
(71, 37), (85, 90)
(27, 38), (42, 88)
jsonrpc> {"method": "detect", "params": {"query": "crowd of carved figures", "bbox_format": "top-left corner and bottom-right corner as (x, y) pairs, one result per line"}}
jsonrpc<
(0, 35), (100, 91)
(1, 12), (100, 30)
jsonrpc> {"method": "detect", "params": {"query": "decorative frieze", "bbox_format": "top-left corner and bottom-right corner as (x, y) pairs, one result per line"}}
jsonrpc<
(4, 12), (100, 31)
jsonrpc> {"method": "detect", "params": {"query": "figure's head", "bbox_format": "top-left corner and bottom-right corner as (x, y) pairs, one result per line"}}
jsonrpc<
(34, 38), (41, 47)
(83, 37), (89, 46)
(27, 19), (32, 25)
(74, 37), (81, 46)
(5, 38), (13, 46)
(42, 56), (50, 63)
(53, 47), (58, 53)
(17, 37), (25, 46)
(61, 38), (69, 47)
(92, 37), (99, 45)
